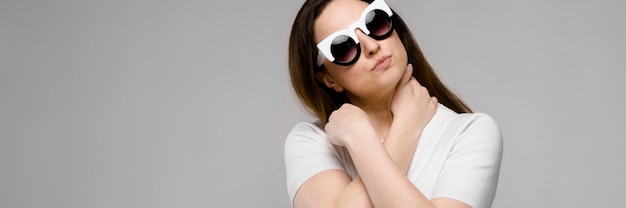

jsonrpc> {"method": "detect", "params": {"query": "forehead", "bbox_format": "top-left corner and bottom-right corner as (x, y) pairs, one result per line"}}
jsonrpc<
(314, 0), (370, 44)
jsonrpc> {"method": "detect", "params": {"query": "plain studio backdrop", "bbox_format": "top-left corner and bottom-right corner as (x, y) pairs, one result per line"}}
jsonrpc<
(1, 0), (624, 207)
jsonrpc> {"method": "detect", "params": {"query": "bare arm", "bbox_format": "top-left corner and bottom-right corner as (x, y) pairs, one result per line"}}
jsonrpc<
(295, 106), (468, 208)
(294, 108), (424, 208)
(294, 65), (471, 208)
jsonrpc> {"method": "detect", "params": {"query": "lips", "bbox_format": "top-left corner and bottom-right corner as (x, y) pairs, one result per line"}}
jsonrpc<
(372, 56), (392, 71)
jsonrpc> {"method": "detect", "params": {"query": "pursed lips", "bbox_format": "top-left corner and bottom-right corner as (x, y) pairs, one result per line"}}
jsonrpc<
(372, 56), (392, 71)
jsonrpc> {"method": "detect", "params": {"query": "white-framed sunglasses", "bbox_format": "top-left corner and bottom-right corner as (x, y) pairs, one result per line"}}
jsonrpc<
(316, 0), (394, 67)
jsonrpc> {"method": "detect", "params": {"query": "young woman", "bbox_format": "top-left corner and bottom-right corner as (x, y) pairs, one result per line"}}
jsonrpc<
(285, 0), (503, 207)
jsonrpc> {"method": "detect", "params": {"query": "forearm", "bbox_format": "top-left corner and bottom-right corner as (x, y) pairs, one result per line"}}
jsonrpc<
(333, 176), (372, 208)
(329, 130), (425, 208)
(331, 137), (401, 208)
(343, 137), (434, 208)
(325, 111), (429, 207)
(383, 120), (422, 173)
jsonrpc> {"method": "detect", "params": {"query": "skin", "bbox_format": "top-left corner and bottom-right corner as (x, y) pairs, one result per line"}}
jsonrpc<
(293, 0), (473, 207)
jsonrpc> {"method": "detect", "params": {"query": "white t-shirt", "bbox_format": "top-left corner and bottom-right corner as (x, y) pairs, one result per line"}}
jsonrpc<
(284, 104), (503, 208)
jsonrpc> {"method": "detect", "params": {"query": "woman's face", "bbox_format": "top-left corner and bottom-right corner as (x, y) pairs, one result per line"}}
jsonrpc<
(314, 0), (408, 104)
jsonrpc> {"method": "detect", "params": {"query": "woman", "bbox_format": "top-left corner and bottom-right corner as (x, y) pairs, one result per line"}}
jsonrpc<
(285, 0), (503, 207)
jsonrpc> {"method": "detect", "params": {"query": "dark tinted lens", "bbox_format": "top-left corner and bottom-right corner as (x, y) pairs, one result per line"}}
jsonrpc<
(365, 9), (392, 38)
(330, 35), (359, 64)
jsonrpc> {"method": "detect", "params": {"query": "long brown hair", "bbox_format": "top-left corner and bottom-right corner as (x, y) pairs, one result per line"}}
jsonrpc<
(289, 0), (472, 123)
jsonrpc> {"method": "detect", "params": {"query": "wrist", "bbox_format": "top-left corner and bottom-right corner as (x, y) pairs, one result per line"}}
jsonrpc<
(390, 116), (422, 136)
(344, 130), (382, 153)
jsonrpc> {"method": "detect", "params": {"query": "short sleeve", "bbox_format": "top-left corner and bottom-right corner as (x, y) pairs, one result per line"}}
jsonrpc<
(284, 122), (346, 205)
(431, 114), (503, 208)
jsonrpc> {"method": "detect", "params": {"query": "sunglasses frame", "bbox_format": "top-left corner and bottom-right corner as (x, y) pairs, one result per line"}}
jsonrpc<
(316, 0), (394, 67)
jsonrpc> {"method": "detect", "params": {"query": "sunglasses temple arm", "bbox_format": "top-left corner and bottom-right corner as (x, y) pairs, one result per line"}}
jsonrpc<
(316, 51), (325, 67)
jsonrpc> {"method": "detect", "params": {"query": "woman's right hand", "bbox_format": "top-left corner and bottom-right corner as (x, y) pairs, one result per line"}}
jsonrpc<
(390, 64), (438, 132)
(325, 103), (379, 148)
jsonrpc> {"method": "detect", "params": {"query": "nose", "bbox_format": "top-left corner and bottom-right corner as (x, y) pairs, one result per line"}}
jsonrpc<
(355, 29), (380, 58)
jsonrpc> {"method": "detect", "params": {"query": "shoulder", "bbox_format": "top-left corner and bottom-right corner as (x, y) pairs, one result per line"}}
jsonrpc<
(422, 105), (503, 163)
(288, 121), (325, 135)
(285, 121), (326, 145)
(454, 112), (502, 145)
(444, 111), (503, 169)
(436, 104), (500, 129)
(434, 104), (502, 144)
(284, 120), (336, 157)
(455, 111), (500, 129)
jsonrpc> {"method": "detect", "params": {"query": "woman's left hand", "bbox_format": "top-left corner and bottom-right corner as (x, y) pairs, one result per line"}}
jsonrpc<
(390, 64), (438, 131)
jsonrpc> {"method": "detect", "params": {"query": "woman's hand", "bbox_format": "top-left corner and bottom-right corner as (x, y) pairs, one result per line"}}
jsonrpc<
(325, 104), (379, 147)
(390, 64), (438, 130)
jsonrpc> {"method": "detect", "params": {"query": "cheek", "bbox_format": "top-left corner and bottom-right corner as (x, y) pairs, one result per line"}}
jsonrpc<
(392, 35), (408, 64)
(323, 65), (353, 86)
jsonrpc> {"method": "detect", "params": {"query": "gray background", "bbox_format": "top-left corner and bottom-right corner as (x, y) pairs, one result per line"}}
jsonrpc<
(1, 0), (624, 207)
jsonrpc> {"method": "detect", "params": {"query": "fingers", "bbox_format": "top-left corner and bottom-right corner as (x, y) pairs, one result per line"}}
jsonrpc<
(400, 64), (426, 88)
(399, 63), (413, 87)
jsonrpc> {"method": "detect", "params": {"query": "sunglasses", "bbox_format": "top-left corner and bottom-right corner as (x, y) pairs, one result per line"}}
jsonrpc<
(316, 0), (394, 67)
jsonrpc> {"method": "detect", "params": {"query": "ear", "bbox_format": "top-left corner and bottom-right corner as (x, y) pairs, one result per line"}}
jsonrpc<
(316, 72), (344, 92)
